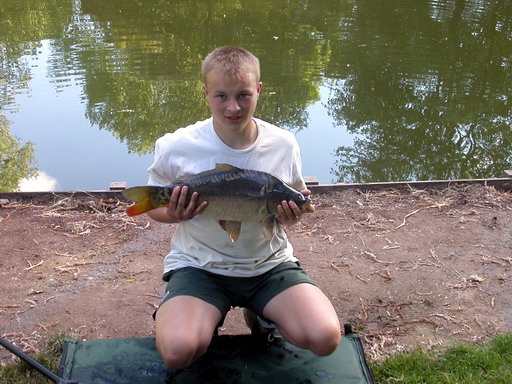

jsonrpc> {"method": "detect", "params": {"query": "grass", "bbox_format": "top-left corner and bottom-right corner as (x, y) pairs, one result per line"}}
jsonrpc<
(371, 333), (512, 384)
(1, 333), (511, 383)
(0, 333), (66, 384)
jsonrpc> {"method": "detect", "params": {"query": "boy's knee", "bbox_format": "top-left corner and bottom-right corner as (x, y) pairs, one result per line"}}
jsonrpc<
(160, 349), (192, 370)
(157, 336), (210, 370)
(311, 331), (341, 356)
(306, 322), (342, 356)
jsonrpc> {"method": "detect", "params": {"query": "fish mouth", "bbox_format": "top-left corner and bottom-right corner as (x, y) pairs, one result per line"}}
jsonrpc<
(303, 199), (315, 213)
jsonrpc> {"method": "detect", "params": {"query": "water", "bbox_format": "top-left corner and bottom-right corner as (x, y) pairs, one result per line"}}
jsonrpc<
(1, 0), (511, 192)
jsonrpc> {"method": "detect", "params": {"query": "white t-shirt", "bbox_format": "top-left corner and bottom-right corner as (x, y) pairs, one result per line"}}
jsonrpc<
(147, 117), (306, 277)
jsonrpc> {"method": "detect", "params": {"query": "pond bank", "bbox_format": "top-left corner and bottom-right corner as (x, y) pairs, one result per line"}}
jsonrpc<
(1, 172), (511, 202)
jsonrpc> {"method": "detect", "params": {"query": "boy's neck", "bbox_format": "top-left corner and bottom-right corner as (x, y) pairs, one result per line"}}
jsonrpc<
(213, 118), (258, 149)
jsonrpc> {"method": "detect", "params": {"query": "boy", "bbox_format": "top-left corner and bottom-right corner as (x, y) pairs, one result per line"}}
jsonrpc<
(146, 46), (341, 369)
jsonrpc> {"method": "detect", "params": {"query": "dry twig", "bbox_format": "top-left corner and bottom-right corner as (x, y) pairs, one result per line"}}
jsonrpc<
(363, 250), (394, 264)
(394, 208), (422, 230)
(429, 249), (466, 281)
(24, 260), (44, 271)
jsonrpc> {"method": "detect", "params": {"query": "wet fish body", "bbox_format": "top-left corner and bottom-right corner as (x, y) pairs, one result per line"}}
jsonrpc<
(122, 163), (315, 242)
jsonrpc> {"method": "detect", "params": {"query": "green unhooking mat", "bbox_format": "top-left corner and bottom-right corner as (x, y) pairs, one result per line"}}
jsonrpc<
(59, 326), (374, 384)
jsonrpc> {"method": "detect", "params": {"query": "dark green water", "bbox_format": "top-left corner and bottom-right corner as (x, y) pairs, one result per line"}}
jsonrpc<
(1, 0), (511, 191)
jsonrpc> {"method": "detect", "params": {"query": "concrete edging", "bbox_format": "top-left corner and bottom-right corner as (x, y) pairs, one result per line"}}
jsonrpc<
(1, 172), (511, 202)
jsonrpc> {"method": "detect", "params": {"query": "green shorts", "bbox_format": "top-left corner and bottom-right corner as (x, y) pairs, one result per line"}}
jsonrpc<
(158, 262), (315, 319)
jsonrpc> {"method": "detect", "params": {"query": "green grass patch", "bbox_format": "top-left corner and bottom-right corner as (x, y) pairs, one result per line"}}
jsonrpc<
(371, 333), (512, 384)
(0, 333), (67, 384)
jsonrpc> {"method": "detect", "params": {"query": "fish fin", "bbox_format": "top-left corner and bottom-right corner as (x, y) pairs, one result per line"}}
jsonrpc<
(262, 216), (276, 239)
(122, 186), (155, 216)
(122, 186), (152, 202)
(126, 198), (154, 216)
(173, 173), (198, 183)
(214, 163), (240, 172)
(173, 163), (240, 183)
(219, 220), (241, 243)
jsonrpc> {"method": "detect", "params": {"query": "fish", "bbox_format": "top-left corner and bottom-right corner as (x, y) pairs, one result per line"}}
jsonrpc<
(122, 163), (315, 242)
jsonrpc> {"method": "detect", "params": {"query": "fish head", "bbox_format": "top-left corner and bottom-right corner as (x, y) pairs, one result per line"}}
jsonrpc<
(267, 182), (315, 215)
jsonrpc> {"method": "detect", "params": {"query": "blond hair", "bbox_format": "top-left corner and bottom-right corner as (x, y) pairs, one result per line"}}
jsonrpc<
(201, 46), (260, 83)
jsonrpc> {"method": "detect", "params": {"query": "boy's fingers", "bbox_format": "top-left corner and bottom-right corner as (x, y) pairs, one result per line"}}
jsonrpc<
(277, 201), (301, 222)
(193, 200), (208, 215)
(169, 186), (184, 208)
(184, 192), (199, 214)
(177, 186), (189, 207)
(167, 188), (206, 221)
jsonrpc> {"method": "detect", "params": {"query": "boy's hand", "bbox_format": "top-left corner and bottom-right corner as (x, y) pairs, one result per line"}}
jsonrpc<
(166, 186), (207, 222)
(276, 190), (311, 226)
(147, 186), (207, 223)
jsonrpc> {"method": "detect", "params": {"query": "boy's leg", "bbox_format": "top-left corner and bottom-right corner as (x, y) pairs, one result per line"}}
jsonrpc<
(155, 295), (222, 369)
(262, 283), (341, 356)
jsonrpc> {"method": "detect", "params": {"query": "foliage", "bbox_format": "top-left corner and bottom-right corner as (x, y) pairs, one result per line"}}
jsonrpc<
(371, 333), (512, 384)
(0, 333), (67, 384)
(0, 116), (37, 192)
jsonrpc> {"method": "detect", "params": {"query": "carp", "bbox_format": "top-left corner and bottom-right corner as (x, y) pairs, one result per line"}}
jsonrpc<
(122, 163), (315, 242)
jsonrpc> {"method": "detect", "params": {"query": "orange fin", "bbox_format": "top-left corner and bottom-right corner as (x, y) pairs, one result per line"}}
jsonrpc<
(126, 198), (154, 216)
(219, 220), (242, 243)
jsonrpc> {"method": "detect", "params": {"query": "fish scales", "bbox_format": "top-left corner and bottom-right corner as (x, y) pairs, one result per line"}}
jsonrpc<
(181, 170), (269, 201)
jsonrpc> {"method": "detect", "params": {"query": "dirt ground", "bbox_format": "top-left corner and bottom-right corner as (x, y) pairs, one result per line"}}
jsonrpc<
(1, 184), (511, 365)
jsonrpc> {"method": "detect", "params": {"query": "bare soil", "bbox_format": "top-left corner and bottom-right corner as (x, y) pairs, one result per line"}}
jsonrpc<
(1, 184), (511, 365)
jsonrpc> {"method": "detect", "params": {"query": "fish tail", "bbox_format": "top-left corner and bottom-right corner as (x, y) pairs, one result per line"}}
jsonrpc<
(123, 186), (156, 216)
(126, 198), (154, 216)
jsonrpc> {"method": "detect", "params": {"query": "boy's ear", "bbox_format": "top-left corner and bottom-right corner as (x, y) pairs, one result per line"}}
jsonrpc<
(257, 82), (263, 97)
(203, 84), (208, 96)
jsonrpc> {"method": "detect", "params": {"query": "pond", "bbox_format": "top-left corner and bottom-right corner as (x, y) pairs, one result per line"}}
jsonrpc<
(1, 0), (511, 192)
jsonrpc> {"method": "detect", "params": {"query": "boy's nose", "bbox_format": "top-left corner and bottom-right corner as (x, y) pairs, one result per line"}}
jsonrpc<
(227, 98), (241, 112)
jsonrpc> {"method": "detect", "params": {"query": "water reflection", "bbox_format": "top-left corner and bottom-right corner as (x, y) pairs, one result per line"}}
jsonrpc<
(0, 116), (37, 191)
(0, 0), (511, 192)
(327, 0), (512, 182)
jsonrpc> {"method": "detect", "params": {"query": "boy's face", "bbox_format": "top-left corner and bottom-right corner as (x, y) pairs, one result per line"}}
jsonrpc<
(203, 70), (262, 138)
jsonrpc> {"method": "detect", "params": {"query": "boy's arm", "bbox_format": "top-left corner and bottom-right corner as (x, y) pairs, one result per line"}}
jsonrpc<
(146, 186), (207, 223)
